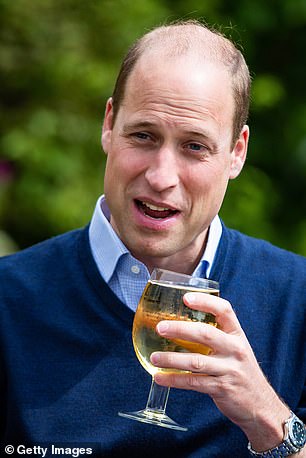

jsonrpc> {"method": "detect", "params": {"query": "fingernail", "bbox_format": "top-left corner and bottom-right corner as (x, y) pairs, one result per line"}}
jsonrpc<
(154, 373), (163, 384)
(156, 321), (169, 335)
(185, 293), (196, 304)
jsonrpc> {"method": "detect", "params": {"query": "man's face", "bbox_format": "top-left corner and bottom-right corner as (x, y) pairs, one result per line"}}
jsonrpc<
(102, 53), (248, 272)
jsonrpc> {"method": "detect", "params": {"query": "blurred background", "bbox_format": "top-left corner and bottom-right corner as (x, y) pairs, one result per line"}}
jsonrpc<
(1, 0), (306, 256)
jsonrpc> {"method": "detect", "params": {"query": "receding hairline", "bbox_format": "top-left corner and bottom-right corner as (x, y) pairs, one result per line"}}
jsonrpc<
(111, 20), (251, 146)
(130, 21), (244, 70)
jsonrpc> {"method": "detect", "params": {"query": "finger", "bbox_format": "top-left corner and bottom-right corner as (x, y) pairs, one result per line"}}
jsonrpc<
(151, 351), (226, 376)
(183, 292), (242, 334)
(153, 370), (218, 395)
(156, 320), (236, 355)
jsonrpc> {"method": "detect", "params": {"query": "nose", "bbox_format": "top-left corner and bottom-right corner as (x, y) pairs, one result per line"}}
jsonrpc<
(144, 146), (180, 193)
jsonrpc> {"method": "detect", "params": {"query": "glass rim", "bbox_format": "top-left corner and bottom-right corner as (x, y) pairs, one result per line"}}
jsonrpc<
(151, 267), (219, 290)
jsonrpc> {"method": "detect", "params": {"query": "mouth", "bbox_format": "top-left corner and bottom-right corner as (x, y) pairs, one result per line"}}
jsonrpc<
(135, 200), (179, 220)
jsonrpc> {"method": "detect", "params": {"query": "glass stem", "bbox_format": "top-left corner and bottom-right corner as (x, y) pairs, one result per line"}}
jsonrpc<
(145, 378), (170, 414)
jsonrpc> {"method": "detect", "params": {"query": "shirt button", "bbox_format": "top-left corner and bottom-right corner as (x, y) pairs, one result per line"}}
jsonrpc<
(131, 265), (140, 274)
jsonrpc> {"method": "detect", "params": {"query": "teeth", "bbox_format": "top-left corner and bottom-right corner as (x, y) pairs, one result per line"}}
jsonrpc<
(142, 202), (170, 211)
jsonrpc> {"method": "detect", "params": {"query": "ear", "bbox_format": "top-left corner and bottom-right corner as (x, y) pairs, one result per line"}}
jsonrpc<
(101, 97), (114, 155)
(229, 125), (249, 179)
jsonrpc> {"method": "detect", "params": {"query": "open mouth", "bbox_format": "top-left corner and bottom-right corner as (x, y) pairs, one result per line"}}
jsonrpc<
(136, 200), (179, 219)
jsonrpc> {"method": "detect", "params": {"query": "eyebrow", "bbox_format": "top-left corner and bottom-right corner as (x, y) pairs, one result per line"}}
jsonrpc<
(123, 121), (212, 138)
(122, 120), (219, 151)
(122, 121), (158, 133)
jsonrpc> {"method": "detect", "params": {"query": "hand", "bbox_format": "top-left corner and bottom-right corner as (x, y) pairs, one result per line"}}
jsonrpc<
(150, 292), (290, 451)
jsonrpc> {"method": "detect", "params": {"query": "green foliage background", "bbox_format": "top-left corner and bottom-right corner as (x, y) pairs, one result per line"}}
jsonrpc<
(1, 0), (306, 255)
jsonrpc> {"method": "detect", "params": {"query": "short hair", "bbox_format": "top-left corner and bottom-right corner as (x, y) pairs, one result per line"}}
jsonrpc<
(111, 20), (251, 147)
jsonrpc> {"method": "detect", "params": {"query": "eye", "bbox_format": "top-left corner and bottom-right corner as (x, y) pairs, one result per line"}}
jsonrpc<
(184, 142), (208, 154)
(132, 132), (152, 141)
(188, 143), (202, 151)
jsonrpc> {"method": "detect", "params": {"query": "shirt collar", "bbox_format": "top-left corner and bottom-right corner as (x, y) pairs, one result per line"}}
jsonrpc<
(200, 214), (222, 278)
(89, 195), (222, 281)
(89, 196), (129, 282)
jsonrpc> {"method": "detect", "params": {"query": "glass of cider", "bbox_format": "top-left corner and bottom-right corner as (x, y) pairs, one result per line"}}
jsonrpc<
(118, 268), (219, 431)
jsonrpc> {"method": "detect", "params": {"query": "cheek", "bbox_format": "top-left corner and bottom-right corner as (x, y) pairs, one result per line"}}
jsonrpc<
(105, 146), (146, 190)
(188, 165), (229, 208)
(113, 139), (144, 166)
(187, 166), (217, 193)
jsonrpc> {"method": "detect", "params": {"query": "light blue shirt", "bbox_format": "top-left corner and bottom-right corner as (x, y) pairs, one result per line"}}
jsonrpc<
(89, 196), (222, 312)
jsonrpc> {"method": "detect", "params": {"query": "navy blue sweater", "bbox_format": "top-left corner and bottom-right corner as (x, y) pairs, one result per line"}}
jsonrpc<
(0, 225), (305, 457)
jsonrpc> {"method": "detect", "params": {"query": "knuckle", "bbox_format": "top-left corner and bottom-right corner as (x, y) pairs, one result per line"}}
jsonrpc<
(165, 372), (177, 386)
(214, 375), (236, 396)
(190, 354), (206, 372)
(233, 347), (247, 362)
(232, 338), (248, 362)
(198, 323), (214, 344)
(222, 299), (233, 315)
(185, 374), (203, 389)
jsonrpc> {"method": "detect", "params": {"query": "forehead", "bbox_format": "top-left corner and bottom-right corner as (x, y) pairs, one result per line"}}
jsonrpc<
(121, 52), (235, 128)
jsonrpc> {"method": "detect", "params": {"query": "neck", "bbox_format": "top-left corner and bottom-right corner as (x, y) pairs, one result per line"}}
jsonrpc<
(134, 232), (209, 275)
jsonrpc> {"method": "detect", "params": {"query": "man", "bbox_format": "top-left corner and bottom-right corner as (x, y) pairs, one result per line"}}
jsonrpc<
(0, 20), (305, 457)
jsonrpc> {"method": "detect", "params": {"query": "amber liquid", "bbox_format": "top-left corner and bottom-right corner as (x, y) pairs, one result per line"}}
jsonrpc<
(132, 280), (219, 376)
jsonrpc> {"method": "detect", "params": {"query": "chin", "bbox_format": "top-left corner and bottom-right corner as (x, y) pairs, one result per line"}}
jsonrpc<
(132, 242), (178, 261)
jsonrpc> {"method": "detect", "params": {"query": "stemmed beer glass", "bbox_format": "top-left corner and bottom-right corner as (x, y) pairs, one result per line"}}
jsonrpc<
(119, 268), (219, 431)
